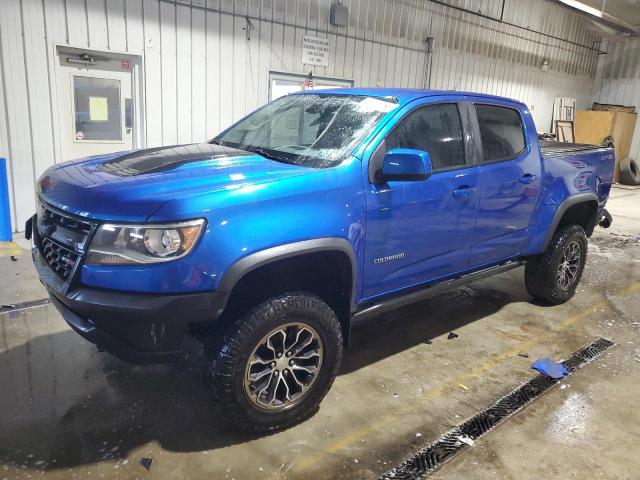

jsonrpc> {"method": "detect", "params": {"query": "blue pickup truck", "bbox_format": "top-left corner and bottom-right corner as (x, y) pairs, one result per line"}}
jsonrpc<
(28, 88), (614, 431)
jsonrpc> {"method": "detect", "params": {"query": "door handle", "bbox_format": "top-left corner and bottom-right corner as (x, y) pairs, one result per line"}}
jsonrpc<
(453, 185), (475, 199)
(519, 174), (536, 185)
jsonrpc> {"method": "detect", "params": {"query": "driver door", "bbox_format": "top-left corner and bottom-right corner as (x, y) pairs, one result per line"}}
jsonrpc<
(361, 99), (480, 300)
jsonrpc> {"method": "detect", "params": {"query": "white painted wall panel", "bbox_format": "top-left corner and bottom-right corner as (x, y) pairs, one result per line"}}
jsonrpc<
(0, 0), (608, 231)
(0, 18), (13, 230)
(254, 19), (270, 110)
(205, 8), (221, 136)
(0, 0), (36, 227)
(233, 15), (248, 121)
(126, 0), (146, 53)
(160, 1), (178, 145)
(176, 4), (192, 143)
(66, 0), (89, 47)
(143, 0), (164, 147)
(106, 0), (128, 52)
(21, 0), (56, 182)
(219, 15), (235, 129)
(87, 0), (109, 50)
(191, 7), (207, 141)
(44, 0), (67, 44)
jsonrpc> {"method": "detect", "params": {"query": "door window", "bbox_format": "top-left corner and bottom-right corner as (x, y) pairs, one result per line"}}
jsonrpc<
(73, 76), (122, 141)
(379, 103), (466, 171)
(475, 104), (526, 162)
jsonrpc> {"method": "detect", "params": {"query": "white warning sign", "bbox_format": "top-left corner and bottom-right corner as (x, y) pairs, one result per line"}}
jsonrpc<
(302, 35), (330, 67)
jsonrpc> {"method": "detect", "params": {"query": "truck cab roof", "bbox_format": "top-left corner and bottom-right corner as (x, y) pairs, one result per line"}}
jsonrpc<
(291, 87), (528, 109)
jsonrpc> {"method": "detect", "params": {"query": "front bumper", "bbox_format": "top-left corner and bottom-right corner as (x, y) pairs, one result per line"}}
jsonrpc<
(32, 241), (217, 364)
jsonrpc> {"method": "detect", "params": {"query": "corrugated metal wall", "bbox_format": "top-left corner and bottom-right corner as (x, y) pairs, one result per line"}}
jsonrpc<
(592, 38), (640, 161)
(0, 0), (602, 230)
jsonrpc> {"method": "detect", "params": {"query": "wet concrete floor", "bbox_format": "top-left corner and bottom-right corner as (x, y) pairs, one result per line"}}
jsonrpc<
(1, 189), (639, 480)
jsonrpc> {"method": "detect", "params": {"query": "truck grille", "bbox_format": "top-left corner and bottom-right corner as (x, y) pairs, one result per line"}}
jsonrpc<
(41, 237), (79, 279)
(36, 203), (94, 280)
(39, 206), (92, 235)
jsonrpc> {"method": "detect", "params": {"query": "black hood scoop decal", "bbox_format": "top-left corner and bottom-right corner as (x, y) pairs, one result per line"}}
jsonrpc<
(97, 143), (252, 177)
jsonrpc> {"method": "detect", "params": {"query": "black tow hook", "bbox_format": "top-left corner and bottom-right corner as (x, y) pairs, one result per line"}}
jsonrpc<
(598, 209), (613, 228)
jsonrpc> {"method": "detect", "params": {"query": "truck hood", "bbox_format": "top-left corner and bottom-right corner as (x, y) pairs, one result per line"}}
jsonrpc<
(38, 143), (314, 221)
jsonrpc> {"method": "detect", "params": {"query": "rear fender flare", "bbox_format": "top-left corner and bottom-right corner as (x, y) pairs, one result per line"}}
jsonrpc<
(541, 193), (598, 250)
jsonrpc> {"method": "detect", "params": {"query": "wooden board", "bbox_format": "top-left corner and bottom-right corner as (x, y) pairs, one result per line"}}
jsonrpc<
(575, 111), (613, 145)
(611, 112), (638, 161)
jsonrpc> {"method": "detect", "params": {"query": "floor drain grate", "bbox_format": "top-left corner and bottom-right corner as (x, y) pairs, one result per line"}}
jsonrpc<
(380, 337), (615, 480)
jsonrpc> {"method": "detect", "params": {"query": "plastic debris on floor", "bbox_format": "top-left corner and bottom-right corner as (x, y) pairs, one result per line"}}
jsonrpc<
(531, 357), (569, 379)
(456, 434), (475, 447)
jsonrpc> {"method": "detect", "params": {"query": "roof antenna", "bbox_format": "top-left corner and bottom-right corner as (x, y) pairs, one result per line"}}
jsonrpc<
(453, 73), (463, 91)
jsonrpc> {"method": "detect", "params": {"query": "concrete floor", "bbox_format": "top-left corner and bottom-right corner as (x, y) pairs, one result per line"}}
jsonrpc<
(1, 185), (638, 480)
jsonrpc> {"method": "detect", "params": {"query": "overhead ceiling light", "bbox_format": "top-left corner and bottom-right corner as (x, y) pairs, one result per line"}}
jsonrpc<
(555, 0), (639, 35)
(556, 0), (603, 18)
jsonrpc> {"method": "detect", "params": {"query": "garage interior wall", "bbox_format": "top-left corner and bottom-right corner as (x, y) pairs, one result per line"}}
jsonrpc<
(0, 0), (602, 231)
(592, 38), (640, 161)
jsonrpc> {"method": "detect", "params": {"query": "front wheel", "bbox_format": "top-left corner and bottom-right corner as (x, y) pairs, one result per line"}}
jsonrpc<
(525, 224), (588, 305)
(205, 292), (343, 432)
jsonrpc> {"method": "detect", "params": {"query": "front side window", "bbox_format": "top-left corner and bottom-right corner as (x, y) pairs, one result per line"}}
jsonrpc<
(381, 103), (466, 171)
(215, 94), (398, 168)
(475, 104), (526, 162)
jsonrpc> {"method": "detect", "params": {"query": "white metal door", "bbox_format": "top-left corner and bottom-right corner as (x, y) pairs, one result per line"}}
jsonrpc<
(57, 50), (134, 161)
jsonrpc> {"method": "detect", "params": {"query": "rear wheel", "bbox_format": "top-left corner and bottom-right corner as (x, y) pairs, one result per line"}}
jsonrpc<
(525, 225), (587, 305)
(205, 292), (343, 432)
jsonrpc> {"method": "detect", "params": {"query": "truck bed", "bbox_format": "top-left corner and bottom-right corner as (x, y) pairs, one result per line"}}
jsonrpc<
(539, 140), (610, 157)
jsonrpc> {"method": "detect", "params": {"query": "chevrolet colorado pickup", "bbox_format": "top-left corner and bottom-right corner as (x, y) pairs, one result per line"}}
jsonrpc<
(28, 89), (614, 432)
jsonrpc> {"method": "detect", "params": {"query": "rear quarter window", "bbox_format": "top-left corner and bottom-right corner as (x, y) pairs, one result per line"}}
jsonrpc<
(475, 104), (526, 162)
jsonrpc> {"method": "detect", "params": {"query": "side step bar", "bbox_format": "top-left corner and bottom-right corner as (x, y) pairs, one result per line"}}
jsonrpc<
(352, 260), (525, 321)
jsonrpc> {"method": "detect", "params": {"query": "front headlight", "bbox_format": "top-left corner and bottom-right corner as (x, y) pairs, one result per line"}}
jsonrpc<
(86, 219), (206, 265)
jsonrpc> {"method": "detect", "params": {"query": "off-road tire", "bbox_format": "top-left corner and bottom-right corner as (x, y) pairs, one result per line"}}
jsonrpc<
(619, 157), (640, 186)
(205, 292), (343, 433)
(525, 225), (588, 305)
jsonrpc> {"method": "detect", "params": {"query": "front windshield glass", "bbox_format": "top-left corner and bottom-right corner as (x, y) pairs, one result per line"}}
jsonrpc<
(213, 94), (398, 168)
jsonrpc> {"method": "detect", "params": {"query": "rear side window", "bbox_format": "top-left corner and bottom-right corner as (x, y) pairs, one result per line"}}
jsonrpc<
(383, 103), (465, 171)
(475, 104), (526, 162)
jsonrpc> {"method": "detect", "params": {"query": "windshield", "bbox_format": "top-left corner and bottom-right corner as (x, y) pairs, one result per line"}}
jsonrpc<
(213, 94), (398, 168)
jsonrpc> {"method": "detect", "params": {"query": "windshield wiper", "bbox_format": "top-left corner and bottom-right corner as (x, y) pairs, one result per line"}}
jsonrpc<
(252, 148), (295, 165)
(210, 138), (224, 146)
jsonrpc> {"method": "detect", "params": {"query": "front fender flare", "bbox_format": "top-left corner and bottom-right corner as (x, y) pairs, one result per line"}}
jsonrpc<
(210, 238), (358, 319)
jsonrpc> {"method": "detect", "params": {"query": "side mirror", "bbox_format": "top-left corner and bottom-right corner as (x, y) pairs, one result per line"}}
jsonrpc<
(377, 148), (433, 183)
